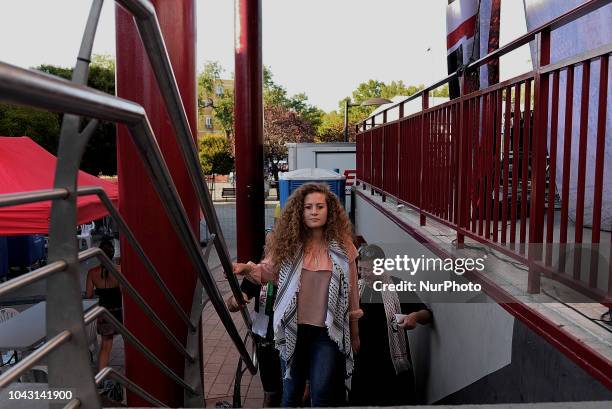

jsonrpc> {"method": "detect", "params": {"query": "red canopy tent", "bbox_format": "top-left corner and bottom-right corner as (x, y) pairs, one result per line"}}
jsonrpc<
(0, 136), (119, 235)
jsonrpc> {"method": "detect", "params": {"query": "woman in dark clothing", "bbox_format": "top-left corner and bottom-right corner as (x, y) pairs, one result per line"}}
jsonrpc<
(86, 238), (123, 371)
(350, 244), (432, 406)
(227, 279), (283, 407)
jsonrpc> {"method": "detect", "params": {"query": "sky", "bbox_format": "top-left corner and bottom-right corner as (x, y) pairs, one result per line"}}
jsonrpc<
(0, 0), (531, 112)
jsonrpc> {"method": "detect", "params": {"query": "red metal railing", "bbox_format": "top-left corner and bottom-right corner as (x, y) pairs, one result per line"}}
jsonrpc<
(355, 0), (612, 303)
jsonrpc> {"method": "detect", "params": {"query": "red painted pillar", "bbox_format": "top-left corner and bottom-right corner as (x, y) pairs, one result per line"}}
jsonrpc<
(115, 1), (197, 406)
(235, 0), (265, 263)
(419, 92), (429, 226)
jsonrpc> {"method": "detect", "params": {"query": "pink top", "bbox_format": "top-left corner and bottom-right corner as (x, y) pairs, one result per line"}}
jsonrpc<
(298, 268), (332, 326)
(246, 239), (363, 322)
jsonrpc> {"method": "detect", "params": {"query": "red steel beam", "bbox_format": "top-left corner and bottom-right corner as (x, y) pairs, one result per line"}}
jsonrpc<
(546, 70), (560, 266)
(501, 86), (511, 245)
(115, 1), (198, 406)
(419, 95), (428, 226)
(528, 30), (551, 293)
(492, 90), (502, 243)
(558, 65), (575, 273)
(234, 0), (265, 263)
(510, 83), (521, 247)
(591, 55), (609, 289)
(519, 79), (532, 254)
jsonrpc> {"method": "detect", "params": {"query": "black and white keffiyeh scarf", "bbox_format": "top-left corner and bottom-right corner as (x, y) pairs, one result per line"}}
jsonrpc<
(272, 240), (354, 386)
(359, 275), (412, 375)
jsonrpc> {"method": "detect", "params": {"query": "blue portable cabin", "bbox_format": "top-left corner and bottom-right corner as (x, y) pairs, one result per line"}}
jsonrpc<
(6, 235), (45, 270)
(279, 168), (346, 209)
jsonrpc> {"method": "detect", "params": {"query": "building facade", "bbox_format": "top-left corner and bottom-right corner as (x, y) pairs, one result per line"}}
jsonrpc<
(197, 78), (234, 139)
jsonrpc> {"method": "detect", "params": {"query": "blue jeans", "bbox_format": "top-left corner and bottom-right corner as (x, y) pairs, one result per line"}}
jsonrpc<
(281, 325), (344, 407)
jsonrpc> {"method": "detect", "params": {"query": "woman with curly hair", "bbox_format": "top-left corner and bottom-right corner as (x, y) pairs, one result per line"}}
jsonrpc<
(233, 183), (362, 407)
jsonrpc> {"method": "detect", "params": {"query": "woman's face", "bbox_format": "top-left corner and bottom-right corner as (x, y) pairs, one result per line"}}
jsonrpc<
(359, 259), (376, 285)
(303, 192), (328, 230)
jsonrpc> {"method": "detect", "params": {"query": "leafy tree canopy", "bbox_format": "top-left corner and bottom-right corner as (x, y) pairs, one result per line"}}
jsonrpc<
(196, 61), (448, 152)
(199, 134), (234, 175)
(198, 61), (224, 106)
(0, 104), (60, 152)
(198, 61), (235, 142)
(263, 66), (323, 127)
(0, 55), (117, 175)
(315, 110), (345, 143)
(315, 80), (448, 142)
(264, 104), (315, 180)
(198, 62), (321, 172)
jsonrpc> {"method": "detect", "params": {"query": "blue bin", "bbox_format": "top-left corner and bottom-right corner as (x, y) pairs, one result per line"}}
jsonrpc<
(0, 237), (7, 279)
(7, 235), (45, 269)
(279, 168), (346, 209)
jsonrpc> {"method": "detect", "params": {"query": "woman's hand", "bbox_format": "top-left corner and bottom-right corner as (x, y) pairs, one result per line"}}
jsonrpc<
(351, 334), (360, 354)
(232, 262), (253, 277)
(397, 313), (418, 330)
(351, 320), (360, 354)
(226, 292), (251, 312)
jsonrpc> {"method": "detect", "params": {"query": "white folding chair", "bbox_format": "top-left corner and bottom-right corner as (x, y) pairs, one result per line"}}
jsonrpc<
(0, 307), (18, 323)
(77, 222), (95, 250)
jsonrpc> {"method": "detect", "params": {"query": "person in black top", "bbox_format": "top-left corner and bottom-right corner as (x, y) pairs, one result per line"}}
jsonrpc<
(349, 244), (432, 406)
(86, 238), (123, 371)
(227, 278), (282, 407)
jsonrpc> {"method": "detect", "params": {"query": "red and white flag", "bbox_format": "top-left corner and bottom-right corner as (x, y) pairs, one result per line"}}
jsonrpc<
(446, 0), (500, 97)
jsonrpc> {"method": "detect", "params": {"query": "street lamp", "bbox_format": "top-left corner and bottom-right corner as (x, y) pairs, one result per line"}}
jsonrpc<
(343, 97), (393, 141)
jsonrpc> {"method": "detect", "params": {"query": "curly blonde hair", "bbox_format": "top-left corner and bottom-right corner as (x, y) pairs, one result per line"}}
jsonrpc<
(266, 183), (352, 269)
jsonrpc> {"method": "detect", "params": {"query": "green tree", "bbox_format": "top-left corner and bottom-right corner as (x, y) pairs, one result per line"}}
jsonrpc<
(213, 90), (235, 141)
(197, 61), (224, 107)
(316, 79), (433, 142)
(198, 61), (235, 142)
(197, 63), (322, 161)
(0, 104), (60, 152)
(348, 79), (424, 118)
(287, 93), (324, 130)
(432, 83), (450, 98)
(315, 110), (344, 143)
(199, 135), (234, 175)
(263, 66), (289, 107)
(91, 53), (115, 72)
(0, 55), (117, 175)
(264, 104), (315, 180)
(264, 67), (323, 129)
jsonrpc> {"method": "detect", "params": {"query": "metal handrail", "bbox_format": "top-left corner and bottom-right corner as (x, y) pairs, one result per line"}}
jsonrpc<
(79, 247), (195, 362)
(0, 188), (69, 207)
(0, 185), (195, 331)
(83, 306), (196, 394)
(115, 0), (252, 329)
(0, 260), (67, 298)
(62, 398), (81, 409)
(359, 0), (611, 131)
(77, 186), (195, 331)
(232, 331), (258, 408)
(94, 367), (167, 408)
(0, 61), (256, 374)
(0, 330), (72, 388)
(0, 249), (196, 399)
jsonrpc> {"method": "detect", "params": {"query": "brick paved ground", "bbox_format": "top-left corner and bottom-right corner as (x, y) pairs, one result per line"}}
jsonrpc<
(201, 202), (278, 407)
(202, 299), (265, 408)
